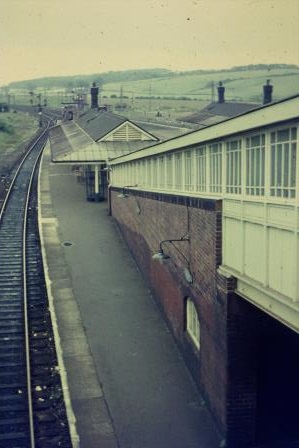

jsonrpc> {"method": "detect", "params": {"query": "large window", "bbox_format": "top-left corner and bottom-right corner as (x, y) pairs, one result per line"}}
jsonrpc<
(186, 298), (200, 349)
(112, 123), (297, 202)
(246, 134), (265, 196)
(226, 139), (242, 194)
(195, 146), (206, 192)
(270, 127), (297, 198)
(209, 143), (222, 193)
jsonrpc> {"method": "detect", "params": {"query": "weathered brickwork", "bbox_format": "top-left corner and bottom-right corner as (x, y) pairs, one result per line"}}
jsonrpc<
(111, 188), (228, 434)
(110, 187), (299, 447)
(225, 294), (259, 448)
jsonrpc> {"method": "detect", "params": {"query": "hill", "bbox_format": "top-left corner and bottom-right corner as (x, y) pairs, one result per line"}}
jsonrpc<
(2, 65), (299, 122)
(102, 66), (299, 103)
(4, 65), (299, 106)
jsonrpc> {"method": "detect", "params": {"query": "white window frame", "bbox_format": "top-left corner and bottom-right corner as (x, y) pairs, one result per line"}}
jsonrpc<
(174, 152), (182, 191)
(186, 298), (200, 349)
(245, 133), (266, 197)
(209, 142), (222, 193)
(166, 154), (173, 190)
(195, 146), (206, 192)
(270, 126), (297, 199)
(184, 150), (193, 192)
(158, 155), (165, 189)
(152, 157), (158, 188)
(226, 139), (242, 195)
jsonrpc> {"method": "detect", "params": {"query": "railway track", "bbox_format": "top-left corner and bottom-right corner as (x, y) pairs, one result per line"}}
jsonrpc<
(0, 121), (72, 447)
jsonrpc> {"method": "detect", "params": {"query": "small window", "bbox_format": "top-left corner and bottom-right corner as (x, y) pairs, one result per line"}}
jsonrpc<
(186, 298), (200, 349)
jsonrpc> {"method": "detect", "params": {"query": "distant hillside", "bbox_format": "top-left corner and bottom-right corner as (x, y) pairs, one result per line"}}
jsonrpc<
(7, 68), (173, 90)
(102, 66), (299, 103)
(5, 64), (299, 105)
(7, 64), (298, 89)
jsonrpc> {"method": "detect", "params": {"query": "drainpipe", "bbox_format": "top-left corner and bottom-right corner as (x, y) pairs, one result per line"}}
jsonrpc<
(94, 165), (99, 200)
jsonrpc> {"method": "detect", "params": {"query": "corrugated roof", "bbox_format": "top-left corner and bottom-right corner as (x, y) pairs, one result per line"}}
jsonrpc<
(49, 120), (158, 163)
(49, 121), (104, 163)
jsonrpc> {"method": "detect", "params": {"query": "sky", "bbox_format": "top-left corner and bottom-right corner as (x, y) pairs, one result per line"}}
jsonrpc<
(0, 0), (298, 86)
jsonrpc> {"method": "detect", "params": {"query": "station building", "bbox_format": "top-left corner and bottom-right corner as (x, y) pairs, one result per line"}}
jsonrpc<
(49, 90), (159, 200)
(108, 94), (299, 448)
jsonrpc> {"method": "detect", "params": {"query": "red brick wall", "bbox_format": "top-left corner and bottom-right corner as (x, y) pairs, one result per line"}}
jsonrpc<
(110, 187), (299, 447)
(111, 188), (228, 434)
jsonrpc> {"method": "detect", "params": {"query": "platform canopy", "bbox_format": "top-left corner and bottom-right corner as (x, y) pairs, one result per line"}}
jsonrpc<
(49, 120), (158, 164)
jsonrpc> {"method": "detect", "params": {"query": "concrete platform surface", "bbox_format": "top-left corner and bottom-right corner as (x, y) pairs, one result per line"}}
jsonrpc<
(39, 146), (222, 448)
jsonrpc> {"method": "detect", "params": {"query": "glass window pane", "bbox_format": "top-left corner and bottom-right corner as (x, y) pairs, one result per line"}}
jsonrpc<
(291, 127), (297, 140)
(277, 129), (289, 142)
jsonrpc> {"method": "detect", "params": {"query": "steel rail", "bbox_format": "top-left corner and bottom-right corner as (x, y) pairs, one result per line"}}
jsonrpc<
(0, 125), (50, 223)
(0, 120), (50, 446)
(22, 133), (49, 448)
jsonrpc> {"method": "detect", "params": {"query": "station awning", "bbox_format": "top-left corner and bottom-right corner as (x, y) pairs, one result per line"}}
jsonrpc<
(49, 120), (157, 163)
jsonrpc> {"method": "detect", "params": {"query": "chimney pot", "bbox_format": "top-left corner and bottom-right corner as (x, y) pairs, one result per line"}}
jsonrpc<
(217, 81), (225, 103)
(90, 82), (99, 109)
(263, 79), (273, 104)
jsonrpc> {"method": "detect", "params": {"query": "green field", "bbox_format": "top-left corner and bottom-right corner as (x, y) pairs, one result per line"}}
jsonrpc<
(0, 112), (38, 154)
(102, 68), (299, 103)
(3, 66), (299, 121)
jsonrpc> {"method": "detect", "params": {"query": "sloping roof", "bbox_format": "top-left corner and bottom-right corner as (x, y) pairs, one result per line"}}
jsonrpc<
(110, 95), (299, 164)
(49, 120), (158, 163)
(179, 101), (260, 127)
(49, 121), (102, 163)
(76, 109), (158, 142)
(76, 109), (127, 141)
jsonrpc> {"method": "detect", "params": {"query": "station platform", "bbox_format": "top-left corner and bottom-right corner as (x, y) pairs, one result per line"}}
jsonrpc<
(38, 146), (222, 448)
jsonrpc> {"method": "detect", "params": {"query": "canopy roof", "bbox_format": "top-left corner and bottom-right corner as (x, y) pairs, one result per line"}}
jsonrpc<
(49, 120), (158, 163)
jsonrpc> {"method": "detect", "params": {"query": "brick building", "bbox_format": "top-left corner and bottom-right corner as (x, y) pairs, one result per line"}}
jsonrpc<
(109, 95), (299, 447)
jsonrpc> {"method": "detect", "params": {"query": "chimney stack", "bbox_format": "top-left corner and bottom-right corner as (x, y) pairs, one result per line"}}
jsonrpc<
(217, 81), (225, 104)
(90, 82), (99, 109)
(263, 79), (273, 104)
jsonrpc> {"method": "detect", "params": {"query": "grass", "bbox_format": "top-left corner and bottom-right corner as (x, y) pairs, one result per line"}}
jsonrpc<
(0, 112), (38, 155)
(102, 67), (299, 103)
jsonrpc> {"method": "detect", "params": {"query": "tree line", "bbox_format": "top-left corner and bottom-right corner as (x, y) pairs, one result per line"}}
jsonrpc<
(7, 64), (298, 91)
